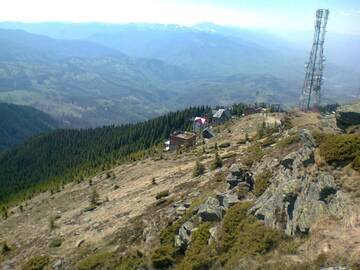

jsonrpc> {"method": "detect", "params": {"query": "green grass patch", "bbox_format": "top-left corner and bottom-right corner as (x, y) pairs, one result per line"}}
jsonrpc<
(155, 190), (170, 200)
(22, 255), (50, 270)
(115, 253), (147, 270)
(276, 134), (301, 149)
(242, 144), (264, 167)
(48, 237), (63, 248)
(77, 251), (118, 270)
(261, 136), (277, 147)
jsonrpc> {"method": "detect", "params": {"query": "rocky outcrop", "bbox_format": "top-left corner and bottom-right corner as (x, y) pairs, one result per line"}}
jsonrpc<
(336, 102), (360, 129)
(250, 129), (349, 236)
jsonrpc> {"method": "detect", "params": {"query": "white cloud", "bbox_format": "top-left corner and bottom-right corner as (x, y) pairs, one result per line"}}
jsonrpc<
(0, 0), (267, 27)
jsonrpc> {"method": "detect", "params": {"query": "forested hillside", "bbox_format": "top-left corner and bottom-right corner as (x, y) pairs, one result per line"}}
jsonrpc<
(0, 106), (210, 206)
(0, 103), (58, 150)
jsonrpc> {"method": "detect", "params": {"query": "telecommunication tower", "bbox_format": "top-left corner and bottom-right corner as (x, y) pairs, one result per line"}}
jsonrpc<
(300, 9), (329, 111)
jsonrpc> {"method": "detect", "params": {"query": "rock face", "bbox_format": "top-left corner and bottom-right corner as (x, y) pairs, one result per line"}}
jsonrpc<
(336, 102), (360, 129)
(250, 129), (349, 236)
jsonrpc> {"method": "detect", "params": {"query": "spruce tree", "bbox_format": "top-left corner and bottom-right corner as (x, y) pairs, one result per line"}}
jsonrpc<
(193, 161), (205, 177)
(211, 152), (223, 170)
(89, 188), (100, 208)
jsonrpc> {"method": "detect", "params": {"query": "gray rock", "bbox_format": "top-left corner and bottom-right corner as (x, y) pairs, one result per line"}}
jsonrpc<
(183, 201), (192, 208)
(226, 174), (241, 189)
(336, 102), (360, 129)
(217, 192), (239, 209)
(208, 226), (218, 245)
(176, 206), (187, 216)
(229, 164), (243, 177)
(175, 221), (194, 249)
(198, 197), (225, 221)
(299, 129), (316, 148)
(76, 239), (85, 248)
(52, 259), (63, 270)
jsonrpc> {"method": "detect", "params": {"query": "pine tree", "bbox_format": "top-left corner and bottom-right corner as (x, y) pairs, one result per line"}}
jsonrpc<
(49, 216), (55, 231)
(193, 161), (205, 177)
(89, 188), (100, 208)
(211, 153), (223, 170)
(1, 206), (8, 220)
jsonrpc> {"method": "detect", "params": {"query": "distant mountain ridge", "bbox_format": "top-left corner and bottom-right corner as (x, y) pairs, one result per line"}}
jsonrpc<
(0, 22), (358, 127)
(0, 28), (121, 62)
(0, 103), (59, 150)
(0, 26), (301, 127)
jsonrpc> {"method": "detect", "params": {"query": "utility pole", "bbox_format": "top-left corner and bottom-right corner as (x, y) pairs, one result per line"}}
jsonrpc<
(300, 9), (329, 111)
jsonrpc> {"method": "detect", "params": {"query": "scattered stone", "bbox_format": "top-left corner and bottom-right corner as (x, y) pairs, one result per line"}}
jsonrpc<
(218, 142), (231, 148)
(183, 201), (192, 208)
(226, 174), (241, 189)
(176, 206), (187, 216)
(189, 191), (201, 197)
(76, 239), (85, 248)
(229, 164), (242, 177)
(208, 226), (218, 245)
(52, 259), (63, 270)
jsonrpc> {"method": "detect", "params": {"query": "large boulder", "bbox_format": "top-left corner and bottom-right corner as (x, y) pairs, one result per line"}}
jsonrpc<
(198, 197), (225, 221)
(250, 130), (349, 236)
(336, 102), (360, 129)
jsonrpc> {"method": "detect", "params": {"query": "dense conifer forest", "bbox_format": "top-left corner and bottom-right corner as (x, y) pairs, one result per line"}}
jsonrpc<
(0, 106), (210, 208)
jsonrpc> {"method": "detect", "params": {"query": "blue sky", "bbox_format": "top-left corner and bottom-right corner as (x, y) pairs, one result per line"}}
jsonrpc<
(0, 0), (359, 34)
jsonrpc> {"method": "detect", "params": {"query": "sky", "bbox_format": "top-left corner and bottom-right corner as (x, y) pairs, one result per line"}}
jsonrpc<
(0, 0), (359, 34)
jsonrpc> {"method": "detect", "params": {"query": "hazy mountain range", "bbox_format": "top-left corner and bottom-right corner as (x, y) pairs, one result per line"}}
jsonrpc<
(0, 22), (358, 127)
